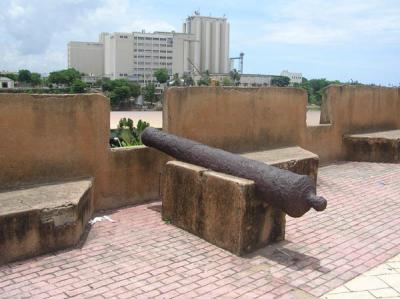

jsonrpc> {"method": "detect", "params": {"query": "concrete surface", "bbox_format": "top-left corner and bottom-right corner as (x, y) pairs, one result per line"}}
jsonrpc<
(0, 179), (94, 265)
(344, 129), (400, 163)
(1, 162), (400, 298)
(242, 146), (319, 184)
(322, 253), (400, 299)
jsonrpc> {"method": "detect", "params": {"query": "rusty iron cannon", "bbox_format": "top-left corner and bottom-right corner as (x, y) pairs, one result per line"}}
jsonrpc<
(141, 127), (327, 218)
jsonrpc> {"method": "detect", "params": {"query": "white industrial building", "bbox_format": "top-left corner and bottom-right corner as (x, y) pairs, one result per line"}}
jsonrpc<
(182, 14), (230, 74)
(67, 13), (230, 82)
(198, 73), (272, 87)
(68, 42), (104, 76)
(280, 70), (303, 85)
(100, 31), (196, 82)
(0, 77), (15, 89)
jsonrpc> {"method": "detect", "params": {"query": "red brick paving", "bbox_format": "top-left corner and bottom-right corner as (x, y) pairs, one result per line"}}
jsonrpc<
(1, 162), (400, 298)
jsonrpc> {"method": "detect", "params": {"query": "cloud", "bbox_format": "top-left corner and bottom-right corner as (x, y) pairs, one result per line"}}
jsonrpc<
(0, 0), (176, 73)
(259, 0), (400, 45)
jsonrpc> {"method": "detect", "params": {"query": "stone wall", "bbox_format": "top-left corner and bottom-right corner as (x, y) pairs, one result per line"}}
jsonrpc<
(164, 86), (400, 162)
(0, 93), (167, 211)
(163, 87), (307, 153)
(0, 86), (399, 211)
(303, 86), (400, 161)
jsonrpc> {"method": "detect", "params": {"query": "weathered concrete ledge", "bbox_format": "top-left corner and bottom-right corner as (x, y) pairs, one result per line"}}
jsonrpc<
(241, 146), (319, 185)
(162, 146), (319, 256)
(344, 129), (400, 163)
(0, 179), (94, 265)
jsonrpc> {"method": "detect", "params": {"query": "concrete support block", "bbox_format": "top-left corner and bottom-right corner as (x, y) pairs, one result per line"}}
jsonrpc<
(161, 161), (285, 256)
(161, 146), (319, 256)
(0, 179), (94, 265)
(344, 130), (400, 163)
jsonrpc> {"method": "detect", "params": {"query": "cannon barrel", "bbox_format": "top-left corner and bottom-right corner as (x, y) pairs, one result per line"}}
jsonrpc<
(141, 127), (327, 218)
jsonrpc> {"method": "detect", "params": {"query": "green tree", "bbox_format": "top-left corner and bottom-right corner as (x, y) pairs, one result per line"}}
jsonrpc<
(182, 74), (194, 86)
(110, 118), (150, 147)
(229, 69), (241, 85)
(153, 68), (169, 84)
(118, 117), (134, 130)
(30, 73), (42, 86)
(271, 76), (291, 87)
(102, 79), (141, 105)
(170, 73), (181, 86)
(110, 86), (131, 105)
(48, 68), (81, 85)
(70, 79), (87, 93)
(197, 70), (211, 86)
(142, 83), (157, 103)
(128, 81), (141, 98)
(133, 119), (150, 143)
(18, 69), (32, 83)
(1, 73), (17, 81)
(222, 76), (233, 86)
(101, 78), (113, 91)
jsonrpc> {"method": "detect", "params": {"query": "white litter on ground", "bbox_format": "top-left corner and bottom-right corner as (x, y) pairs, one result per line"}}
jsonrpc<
(89, 215), (116, 225)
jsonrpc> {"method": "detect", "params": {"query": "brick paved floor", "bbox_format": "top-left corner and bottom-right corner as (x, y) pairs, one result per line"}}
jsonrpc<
(1, 162), (400, 299)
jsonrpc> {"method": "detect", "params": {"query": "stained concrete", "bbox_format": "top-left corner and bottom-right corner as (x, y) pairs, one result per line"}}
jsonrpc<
(0, 179), (94, 265)
(344, 129), (400, 163)
(242, 146), (319, 184)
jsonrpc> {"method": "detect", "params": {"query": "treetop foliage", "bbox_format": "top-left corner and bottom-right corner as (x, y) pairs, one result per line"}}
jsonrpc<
(48, 68), (81, 85)
(271, 76), (291, 87)
(294, 78), (342, 105)
(142, 83), (157, 103)
(153, 68), (169, 84)
(101, 78), (141, 105)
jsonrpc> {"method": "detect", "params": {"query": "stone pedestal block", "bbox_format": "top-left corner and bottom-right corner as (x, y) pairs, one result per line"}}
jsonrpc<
(161, 146), (319, 256)
(162, 161), (285, 255)
(0, 179), (94, 265)
(344, 130), (400, 163)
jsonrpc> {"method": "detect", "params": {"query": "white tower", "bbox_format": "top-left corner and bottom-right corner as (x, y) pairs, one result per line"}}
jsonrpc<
(184, 14), (230, 74)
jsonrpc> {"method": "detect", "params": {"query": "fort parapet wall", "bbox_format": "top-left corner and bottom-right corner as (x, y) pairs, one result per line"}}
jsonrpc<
(164, 86), (400, 162)
(0, 86), (399, 210)
(0, 94), (167, 210)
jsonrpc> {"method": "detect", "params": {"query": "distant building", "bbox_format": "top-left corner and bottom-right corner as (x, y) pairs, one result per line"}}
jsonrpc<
(101, 31), (196, 82)
(67, 13), (230, 83)
(196, 73), (272, 87)
(68, 42), (104, 76)
(0, 77), (15, 89)
(280, 70), (303, 85)
(183, 14), (230, 74)
(238, 74), (272, 87)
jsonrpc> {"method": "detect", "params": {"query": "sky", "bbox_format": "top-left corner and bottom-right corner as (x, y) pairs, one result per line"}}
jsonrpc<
(0, 0), (399, 85)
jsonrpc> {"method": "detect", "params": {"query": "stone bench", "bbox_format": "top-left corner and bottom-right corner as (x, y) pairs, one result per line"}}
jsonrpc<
(0, 179), (94, 265)
(161, 146), (319, 256)
(344, 129), (400, 163)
